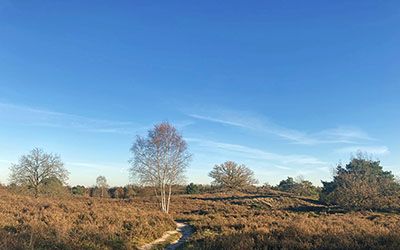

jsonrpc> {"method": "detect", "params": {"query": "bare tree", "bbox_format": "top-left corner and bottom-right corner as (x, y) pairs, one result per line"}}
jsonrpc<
(130, 122), (191, 213)
(209, 161), (258, 190)
(9, 148), (69, 197)
(96, 175), (109, 198)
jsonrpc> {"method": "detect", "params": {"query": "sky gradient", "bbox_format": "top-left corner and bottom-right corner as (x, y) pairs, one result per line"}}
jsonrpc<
(0, 1), (399, 187)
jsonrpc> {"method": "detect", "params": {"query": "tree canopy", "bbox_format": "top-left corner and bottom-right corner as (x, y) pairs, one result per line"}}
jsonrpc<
(209, 161), (258, 190)
(9, 148), (69, 197)
(320, 154), (400, 210)
(276, 176), (319, 196)
(96, 176), (109, 198)
(130, 122), (191, 213)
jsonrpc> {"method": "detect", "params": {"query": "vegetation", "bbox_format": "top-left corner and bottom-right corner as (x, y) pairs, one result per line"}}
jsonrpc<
(168, 192), (400, 250)
(0, 187), (175, 249)
(276, 176), (320, 197)
(186, 183), (201, 194)
(130, 122), (191, 213)
(108, 187), (125, 199)
(2, 173), (400, 249)
(3, 125), (400, 249)
(96, 176), (109, 198)
(71, 185), (86, 196)
(9, 148), (69, 197)
(320, 155), (400, 210)
(209, 161), (258, 190)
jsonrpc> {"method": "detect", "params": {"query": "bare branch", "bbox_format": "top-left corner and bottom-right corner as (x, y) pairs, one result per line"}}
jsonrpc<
(129, 122), (191, 213)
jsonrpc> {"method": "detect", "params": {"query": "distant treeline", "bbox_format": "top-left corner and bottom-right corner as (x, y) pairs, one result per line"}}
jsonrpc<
(4, 135), (400, 212)
(5, 183), (183, 199)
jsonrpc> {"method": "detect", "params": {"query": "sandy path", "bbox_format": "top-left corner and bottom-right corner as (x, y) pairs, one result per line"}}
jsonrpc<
(165, 222), (194, 250)
(138, 221), (193, 250)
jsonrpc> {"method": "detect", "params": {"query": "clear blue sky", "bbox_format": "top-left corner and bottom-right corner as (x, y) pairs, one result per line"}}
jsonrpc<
(0, 1), (399, 186)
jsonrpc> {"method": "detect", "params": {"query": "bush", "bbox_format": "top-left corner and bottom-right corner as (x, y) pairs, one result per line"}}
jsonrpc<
(320, 155), (400, 210)
(185, 183), (219, 194)
(186, 183), (200, 194)
(276, 177), (319, 197)
(89, 187), (110, 198)
(123, 185), (136, 199)
(109, 187), (125, 199)
(71, 185), (86, 196)
(40, 177), (69, 197)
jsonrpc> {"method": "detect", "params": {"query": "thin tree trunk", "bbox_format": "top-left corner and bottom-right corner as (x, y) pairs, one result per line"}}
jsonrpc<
(160, 183), (166, 212)
(166, 184), (172, 213)
(162, 183), (166, 212)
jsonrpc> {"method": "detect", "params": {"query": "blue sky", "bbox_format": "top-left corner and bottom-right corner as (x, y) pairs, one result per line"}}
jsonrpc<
(0, 1), (399, 186)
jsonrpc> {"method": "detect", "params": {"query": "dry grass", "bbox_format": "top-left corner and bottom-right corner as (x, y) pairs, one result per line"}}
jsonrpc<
(2, 186), (400, 249)
(163, 191), (400, 250)
(0, 188), (175, 249)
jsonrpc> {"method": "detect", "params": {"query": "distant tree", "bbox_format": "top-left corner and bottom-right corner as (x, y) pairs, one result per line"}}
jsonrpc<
(277, 177), (296, 191)
(320, 153), (400, 210)
(71, 185), (86, 196)
(262, 182), (272, 189)
(89, 187), (97, 197)
(297, 180), (320, 196)
(130, 122), (191, 213)
(109, 187), (125, 199)
(277, 176), (319, 196)
(96, 176), (109, 198)
(123, 185), (136, 199)
(9, 148), (69, 197)
(209, 161), (258, 190)
(186, 183), (200, 194)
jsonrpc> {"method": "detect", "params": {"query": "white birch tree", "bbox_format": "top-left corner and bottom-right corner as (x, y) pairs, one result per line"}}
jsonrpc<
(96, 175), (109, 198)
(130, 122), (191, 213)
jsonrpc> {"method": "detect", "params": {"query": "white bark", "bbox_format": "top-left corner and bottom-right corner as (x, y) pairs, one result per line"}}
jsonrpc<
(130, 123), (191, 213)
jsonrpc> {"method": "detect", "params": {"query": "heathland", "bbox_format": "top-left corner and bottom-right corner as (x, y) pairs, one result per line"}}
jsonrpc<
(2, 185), (400, 250)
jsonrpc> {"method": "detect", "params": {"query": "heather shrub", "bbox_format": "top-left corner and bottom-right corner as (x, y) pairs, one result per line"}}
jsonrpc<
(0, 188), (175, 249)
(170, 192), (400, 250)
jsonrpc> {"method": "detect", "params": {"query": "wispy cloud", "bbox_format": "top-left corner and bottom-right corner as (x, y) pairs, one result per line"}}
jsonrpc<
(335, 146), (390, 156)
(187, 137), (328, 167)
(67, 161), (127, 171)
(0, 102), (143, 135)
(188, 111), (373, 145)
(273, 165), (292, 170)
(188, 114), (249, 128)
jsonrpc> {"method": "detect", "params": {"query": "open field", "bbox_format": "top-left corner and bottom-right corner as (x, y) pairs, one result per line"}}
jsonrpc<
(134, 190), (400, 250)
(2, 187), (400, 250)
(0, 187), (175, 249)
(1, 1), (399, 249)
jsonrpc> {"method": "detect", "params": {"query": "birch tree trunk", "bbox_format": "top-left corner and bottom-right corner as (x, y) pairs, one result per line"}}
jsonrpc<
(130, 122), (192, 214)
(166, 184), (172, 213)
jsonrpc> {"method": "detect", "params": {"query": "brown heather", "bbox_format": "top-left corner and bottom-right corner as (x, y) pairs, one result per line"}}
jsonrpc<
(2, 186), (400, 249)
(0, 187), (175, 249)
(163, 191), (400, 250)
